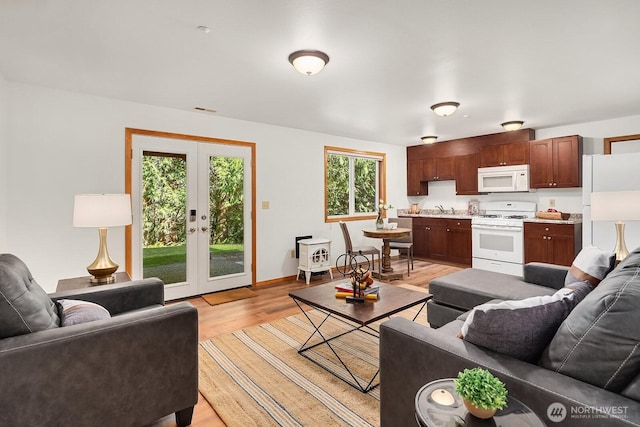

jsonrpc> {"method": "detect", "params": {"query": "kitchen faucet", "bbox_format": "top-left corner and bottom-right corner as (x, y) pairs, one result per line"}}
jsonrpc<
(436, 205), (445, 213)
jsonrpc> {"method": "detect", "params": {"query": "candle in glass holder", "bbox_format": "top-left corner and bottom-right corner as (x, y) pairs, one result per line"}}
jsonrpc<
(430, 388), (455, 406)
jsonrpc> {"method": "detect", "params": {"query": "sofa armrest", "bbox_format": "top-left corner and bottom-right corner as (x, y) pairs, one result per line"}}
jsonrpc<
(380, 318), (639, 427)
(0, 302), (198, 427)
(48, 278), (165, 315)
(523, 262), (569, 289)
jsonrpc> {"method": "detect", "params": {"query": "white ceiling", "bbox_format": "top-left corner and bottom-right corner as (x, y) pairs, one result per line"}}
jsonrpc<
(1, 1), (639, 146)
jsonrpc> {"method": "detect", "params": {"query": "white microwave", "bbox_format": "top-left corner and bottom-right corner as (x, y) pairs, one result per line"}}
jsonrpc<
(477, 164), (530, 193)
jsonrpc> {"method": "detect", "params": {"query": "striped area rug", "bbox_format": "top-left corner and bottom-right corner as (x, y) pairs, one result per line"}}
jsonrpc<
(198, 303), (428, 426)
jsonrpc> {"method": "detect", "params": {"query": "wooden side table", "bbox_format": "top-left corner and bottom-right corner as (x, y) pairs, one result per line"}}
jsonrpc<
(56, 272), (132, 292)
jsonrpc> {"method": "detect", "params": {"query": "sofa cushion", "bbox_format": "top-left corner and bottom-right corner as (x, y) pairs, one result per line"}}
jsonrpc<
(429, 268), (556, 311)
(540, 246), (640, 394)
(459, 281), (593, 362)
(0, 254), (60, 338)
(565, 245), (616, 287)
(57, 299), (111, 326)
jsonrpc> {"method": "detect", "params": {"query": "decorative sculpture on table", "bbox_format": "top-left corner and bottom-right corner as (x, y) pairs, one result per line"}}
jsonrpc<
(336, 251), (372, 304)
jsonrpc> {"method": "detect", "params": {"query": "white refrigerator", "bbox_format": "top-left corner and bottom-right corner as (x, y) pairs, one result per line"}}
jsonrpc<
(583, 153), (640, 252)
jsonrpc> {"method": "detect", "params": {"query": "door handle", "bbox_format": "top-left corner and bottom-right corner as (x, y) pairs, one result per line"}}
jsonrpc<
(188, 227), (196, 234)
(201, 226), (209, 232)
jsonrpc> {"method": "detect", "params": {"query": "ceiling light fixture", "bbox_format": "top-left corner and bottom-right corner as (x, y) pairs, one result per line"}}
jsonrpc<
(421, 136), (438, 144)
(501, 120), (525, 131)
(288, 50), (330, 76)
(431, 102), (460, 117)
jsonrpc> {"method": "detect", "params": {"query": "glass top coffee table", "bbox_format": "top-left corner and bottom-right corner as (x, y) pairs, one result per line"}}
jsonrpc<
(415, 378), (545, 426)
(289, 281), (431, 393)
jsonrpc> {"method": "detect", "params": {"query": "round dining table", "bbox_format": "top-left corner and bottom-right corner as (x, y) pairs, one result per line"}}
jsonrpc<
(362, 227), (411, 280)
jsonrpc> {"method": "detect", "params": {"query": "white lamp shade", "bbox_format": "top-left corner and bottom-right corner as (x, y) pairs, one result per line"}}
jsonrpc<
(291, 56), (325, 75)
(591, 191), (640, 221)
(73, 194), (132, 227)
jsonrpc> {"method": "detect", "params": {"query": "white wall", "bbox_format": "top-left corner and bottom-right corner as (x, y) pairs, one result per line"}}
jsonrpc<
(405, 114), (640, 216)
(0, 72), (8, 251)
(5, 83), (405, 291)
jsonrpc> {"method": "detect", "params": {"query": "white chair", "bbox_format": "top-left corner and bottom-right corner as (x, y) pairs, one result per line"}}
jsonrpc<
(388, 217), (414, 276)
(339, 221), (381, 278)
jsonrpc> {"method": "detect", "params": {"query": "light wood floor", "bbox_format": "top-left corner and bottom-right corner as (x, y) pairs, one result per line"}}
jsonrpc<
(154, 257), (461, 426)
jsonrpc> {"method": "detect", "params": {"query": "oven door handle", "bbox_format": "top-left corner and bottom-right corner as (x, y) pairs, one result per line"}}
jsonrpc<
(471, 224), (523, 232)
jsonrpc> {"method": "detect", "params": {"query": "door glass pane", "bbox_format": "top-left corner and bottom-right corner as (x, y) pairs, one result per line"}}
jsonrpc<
(141, 151), (187, 284)
(209, 156), (244, 278)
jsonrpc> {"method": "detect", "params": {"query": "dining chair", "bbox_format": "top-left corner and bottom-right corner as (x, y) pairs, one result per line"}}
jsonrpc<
(338, 221), (381, 278)
(388, 217), (414, 276)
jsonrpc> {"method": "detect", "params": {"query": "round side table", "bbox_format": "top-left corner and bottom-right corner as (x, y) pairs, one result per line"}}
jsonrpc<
(415, 378), (545, 427)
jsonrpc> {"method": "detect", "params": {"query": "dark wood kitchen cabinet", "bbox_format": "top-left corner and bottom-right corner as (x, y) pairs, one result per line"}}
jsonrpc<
(455, 153), (480, 195)
(447, 219), (472, 265)
(411, 217), (471, 266)
(480, 142), (530, 167)
(529, 135), (582, 188)
(423, 156), (455, 181)
(407, 159), (428, 196)
(524, 222), (582, 266)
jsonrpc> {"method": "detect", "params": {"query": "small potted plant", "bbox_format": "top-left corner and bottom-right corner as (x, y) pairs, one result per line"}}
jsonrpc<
(454, 367), (508, 419)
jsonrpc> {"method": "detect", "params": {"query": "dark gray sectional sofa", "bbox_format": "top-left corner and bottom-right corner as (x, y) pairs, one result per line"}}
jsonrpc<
(380, 248), (640, 426)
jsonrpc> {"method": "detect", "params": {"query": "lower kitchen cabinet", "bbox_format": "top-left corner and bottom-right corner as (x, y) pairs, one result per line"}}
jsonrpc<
(411, 217), (471, 266)
(447, 219), (472, 265)
(524, 222), (582, 266)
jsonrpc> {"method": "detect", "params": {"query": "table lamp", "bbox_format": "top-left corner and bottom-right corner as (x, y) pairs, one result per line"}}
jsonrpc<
(591, 190), (640, 263)
(73, 194), (132, 284)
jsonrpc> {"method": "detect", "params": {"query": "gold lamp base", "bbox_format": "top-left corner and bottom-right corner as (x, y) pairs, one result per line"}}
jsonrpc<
(613, 221), (630, 264)
(87, 228), (119, 284)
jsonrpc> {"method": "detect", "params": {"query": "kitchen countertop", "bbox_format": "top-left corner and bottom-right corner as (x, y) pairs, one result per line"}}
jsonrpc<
(524, 216), (582, 225)
(398, 209), (582, 224)
(398, 210), (473, 220)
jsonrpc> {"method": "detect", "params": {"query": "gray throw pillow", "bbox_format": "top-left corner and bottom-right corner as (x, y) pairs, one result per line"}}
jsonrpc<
(540, 246), (640, 395)
(459, 281), (593, 363)
(57, 299), (111, 326)
(0, 254), (60, 338)
(565, 245), (616, 287)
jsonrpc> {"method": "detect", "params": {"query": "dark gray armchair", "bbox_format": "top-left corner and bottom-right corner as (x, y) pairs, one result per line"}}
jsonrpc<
(0, 254), (198, 427)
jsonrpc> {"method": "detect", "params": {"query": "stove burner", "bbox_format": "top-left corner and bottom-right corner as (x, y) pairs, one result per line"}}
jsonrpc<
(505, 215), (528, 219)
(481, 214), (500, 218)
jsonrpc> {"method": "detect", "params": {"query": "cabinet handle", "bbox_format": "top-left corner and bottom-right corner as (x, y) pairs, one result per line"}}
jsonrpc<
(543, 236), (547, 240)
(548, 236), (552, 240)
(545, 227), (549, 231)
(426, 227), (430, 231)
(457, 222), (461, 226)
(549, 183), (553, 186)
(446, 228), (450, 232)
(553, 183), (558, 186)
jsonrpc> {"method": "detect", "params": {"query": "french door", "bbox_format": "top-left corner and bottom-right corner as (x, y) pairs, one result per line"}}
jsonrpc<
(129, 131), (254, 300)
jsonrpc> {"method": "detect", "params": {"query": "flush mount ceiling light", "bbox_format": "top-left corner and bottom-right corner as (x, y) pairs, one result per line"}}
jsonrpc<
(431, 102), (460, 117)
(501, 120), (525, 131)
(288, 50), (330, 76)
(421, 136), (438, 144)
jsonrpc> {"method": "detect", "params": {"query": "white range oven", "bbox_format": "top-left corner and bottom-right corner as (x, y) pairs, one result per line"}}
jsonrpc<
(471, 201), (536, 276)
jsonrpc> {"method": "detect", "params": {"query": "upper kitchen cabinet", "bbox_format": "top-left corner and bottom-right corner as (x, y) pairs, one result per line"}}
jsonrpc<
(479, 142), (530, 167)
(423, 156), (455, 181)
(455, 153), (480, 195)
(407, 159), (428, 196)
(529, 135), (583, 188)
